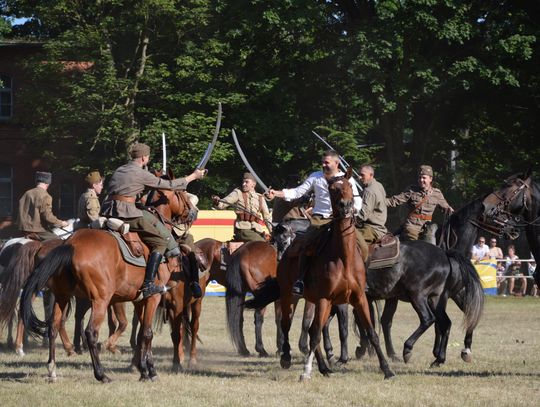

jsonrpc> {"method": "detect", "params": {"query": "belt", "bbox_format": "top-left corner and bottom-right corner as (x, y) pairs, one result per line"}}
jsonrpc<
(409, 213), (432, 221)
(111, 195), (136, 203)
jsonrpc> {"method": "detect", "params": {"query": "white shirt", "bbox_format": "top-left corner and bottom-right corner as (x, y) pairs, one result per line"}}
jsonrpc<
(282, 170), (362, 218)
(471, 244), (490, 261)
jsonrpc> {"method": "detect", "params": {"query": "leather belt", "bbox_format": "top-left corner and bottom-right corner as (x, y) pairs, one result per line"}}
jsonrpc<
(111, 195), (136, 203)
(409, 213), (432, 221)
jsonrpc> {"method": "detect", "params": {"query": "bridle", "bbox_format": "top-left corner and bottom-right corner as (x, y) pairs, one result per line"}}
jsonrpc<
(148, 189), (195, 229)
(328, 175), (356, 234)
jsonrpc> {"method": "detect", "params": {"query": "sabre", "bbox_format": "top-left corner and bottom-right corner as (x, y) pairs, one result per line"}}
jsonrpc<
(197, 102), (222, 170)
(162, 132), (167, 172)
(231, 129), (270, 192)
(311, 130), (362, 180)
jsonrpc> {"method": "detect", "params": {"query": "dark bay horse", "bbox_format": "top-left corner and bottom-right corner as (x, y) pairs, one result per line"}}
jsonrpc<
(19, 187), (185, 382)
(482, 170), (540, 288)
(247, 170), (394, 380)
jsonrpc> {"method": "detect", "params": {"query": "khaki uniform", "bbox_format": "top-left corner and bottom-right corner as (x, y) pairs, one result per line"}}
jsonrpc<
(216, 188), (271, 242)
(358, 178), (388, 243)
(386, 185), (451, 241)
(101, 161), (189, 254)
(18, 187), (63, 241)
(77, 188), (101, 228)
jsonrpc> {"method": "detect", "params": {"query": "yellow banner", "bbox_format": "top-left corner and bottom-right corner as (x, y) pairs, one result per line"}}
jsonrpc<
(474, 259), (497, 290)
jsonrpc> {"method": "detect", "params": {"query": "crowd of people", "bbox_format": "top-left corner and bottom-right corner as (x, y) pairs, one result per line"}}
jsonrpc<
(14, 141), (539, 299)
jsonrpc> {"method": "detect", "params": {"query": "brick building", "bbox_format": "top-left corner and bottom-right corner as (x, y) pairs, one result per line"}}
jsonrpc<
(0, 41), (82, 239)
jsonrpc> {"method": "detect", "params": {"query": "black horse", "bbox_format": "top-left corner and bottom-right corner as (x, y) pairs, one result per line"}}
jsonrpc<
(482, 169), (540, 288)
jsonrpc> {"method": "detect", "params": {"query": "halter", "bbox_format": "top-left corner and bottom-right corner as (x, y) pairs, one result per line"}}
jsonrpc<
(148, 189), (194, 229)
(327, 175), (356, 235)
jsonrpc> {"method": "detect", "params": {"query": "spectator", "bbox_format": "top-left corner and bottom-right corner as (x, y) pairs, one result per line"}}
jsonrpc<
(527, 255), (538, 297)
(471, 236), (490, 264)
(505, 245), (525, 296)
(489, 238), (506, 294)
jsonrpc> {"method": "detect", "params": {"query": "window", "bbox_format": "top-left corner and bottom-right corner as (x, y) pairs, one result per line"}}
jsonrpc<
(0, 163), (13, 218)
(59, 181), (77, 219)
(0, 75), (13, 120)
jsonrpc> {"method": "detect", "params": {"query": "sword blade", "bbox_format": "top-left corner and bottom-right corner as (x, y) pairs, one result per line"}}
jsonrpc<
(231, 129), (270, 192)
(197, 102), (223, 169)
(311, 130), (362, 181)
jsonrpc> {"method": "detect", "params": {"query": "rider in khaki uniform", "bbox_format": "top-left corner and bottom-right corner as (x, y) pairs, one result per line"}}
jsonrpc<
(386, 165), (453, 241)
(76, 170), (103, 229)
(212, 172), (272, 242)
(100, 142), (206, 298)
(18, 171), (68, 241)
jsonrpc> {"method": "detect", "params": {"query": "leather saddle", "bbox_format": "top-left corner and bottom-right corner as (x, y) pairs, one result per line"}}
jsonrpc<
(218, 241), (245, 272)
(366, 233), (400, 269)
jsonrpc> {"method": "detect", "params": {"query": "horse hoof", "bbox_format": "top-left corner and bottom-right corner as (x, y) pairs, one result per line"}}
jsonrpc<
(15, 348), (25, 357)
(257, 349), (270, 358)
(66, 349), (76, 357)
(299, 347), (309, 356)
(355, 346), (367, 360)
(100, 375), (112, 383)
(150, 375), (159, 382)
(403, 350), (412, 364)
(327, 355), (338, 367)
(299, 373), (311, 382)
(390, 355), (401, 363)
(47, 375), (58, 383)
(384, 371), (396, 380)
(188, 360), (198, 369)
(336, 357), (349, 366)
(430, 360), (442, 368)
(461, 348), (472, 363)
(239, 349), (251, 357)
(280, 356), (291, 369)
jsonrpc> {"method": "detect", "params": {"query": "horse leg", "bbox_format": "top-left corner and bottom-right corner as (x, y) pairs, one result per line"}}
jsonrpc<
(42, 290), (54, 348)
(58, 303), (75, 356)
(301, 298), (332, 381)
(335, 304), (349, 365)
(188, 300), (202, 368)
(430, 296), (451, 367)
(380, 298), (400, 362)
(130, 306), (139, 352)
(73, 297), (90, 354)
(452, 291), (474, 362)
(171, 305), (183, 373)
(403, 297), (436, 364)
(138, 295), (161, 381)
(279, 295), (295, 369)
(274, 300), (284, 356)
(299, 300), (314, 355)
(352, 294), (395, 379)
(353, 307), (372, 359)
(105, 302), (128, 354)
(254, 306), (269, 357)
(322, 310), (336, 365)
(85, 299), (112, 383)
(15, 311), (26, 356)
(47, 295), (70, 382)
(130, 302), (144, 372)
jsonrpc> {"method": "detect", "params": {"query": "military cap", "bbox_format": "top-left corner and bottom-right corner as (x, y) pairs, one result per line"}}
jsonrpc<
(419, 165), (433, 177)
(243, 172), (256, 182)
(35, 171), (52, 185)
(129, 142), (151, 159)
(85, 170), (102, 185)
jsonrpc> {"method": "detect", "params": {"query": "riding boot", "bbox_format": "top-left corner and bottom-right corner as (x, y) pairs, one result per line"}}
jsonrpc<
(142, 251), (165, 299)
(188, 252), (203, 299)
(292, 254), (308, 296)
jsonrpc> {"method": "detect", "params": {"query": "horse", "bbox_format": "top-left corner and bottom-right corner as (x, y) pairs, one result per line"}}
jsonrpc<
(482, 169), (540, 288)
(246, 169), (394, 380)
(19, 187), (186, 382)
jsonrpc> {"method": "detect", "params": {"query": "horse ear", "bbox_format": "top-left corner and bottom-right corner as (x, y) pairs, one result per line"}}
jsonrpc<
(346, 167), (352, 179)
(153, 169), (163, 178)
(523, 165), (532, 180)
(167, 167), (175, 180)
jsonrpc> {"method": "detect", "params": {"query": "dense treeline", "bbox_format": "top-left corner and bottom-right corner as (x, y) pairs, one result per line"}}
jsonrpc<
(1, 0), (539, 211)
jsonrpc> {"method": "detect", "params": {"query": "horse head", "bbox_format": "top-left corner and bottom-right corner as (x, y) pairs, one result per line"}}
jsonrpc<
(328, 168), (354, 219)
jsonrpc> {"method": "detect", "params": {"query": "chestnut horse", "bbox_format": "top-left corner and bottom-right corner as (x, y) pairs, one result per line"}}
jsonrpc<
(19, 187), (185, 382)
(247, 170), (394, 380)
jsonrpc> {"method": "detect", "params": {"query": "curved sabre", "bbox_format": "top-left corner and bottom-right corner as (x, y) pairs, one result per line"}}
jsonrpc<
(231, 129), (269, 192)
(197, 102), (222, 169)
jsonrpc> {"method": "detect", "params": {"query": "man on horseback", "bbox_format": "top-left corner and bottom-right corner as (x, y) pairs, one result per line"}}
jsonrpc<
(18, 171), (69, 241)
(386, 165), (453, 241)
(356, 165), (388, 256)
(100, 142), (206, 299)
(266, 150), (362, 295)
(212, 172), (272, 242)
(76, 170), (103, 229)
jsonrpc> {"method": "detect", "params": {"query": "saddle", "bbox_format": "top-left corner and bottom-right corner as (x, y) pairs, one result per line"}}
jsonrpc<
(366, 233), (400, 270)
(218, 241), (245, 271)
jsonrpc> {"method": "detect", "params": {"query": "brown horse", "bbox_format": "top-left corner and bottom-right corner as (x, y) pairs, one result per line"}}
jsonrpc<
(247, 169), (394, 380)
(19, 187), (186, 382)
(193, 238), (277, 356)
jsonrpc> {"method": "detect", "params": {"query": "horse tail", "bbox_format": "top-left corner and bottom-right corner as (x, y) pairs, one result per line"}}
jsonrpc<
(153, 298), (167, 334)
(0, 241), (42, 325)
(225, 252), (248, 354)
(447, 250), (484, 332)
(20, 244), (74, 338)
(244, 278), (281, 310)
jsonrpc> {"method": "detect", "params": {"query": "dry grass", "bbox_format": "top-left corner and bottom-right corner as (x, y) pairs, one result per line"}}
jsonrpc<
(1, 296), (540, 407)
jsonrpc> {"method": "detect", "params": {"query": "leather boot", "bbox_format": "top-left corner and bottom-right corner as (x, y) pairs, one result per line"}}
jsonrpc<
(292, 254), (308, 296)
(188, 252), (203, 299)
(142, 251), (165, 299)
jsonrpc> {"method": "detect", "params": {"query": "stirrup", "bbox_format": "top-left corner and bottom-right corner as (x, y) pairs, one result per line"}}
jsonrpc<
(292, 280), (304, 296)
(142, 283), (166, 299)
(190, 282), (203, 299)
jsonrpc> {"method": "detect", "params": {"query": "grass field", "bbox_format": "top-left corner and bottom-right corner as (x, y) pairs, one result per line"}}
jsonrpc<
(1, 296), (539, 407)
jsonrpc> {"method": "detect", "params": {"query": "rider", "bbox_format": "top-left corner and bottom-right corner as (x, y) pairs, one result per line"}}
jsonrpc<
(212, 172), (272, 242)
(76, 170), (104, 229)
(100, 142), (206, 299)
(357, 165), (388, 253)
(18, 171), (69, 241)
(266, 150), (362, 296)
(386, 165), (453, 241)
